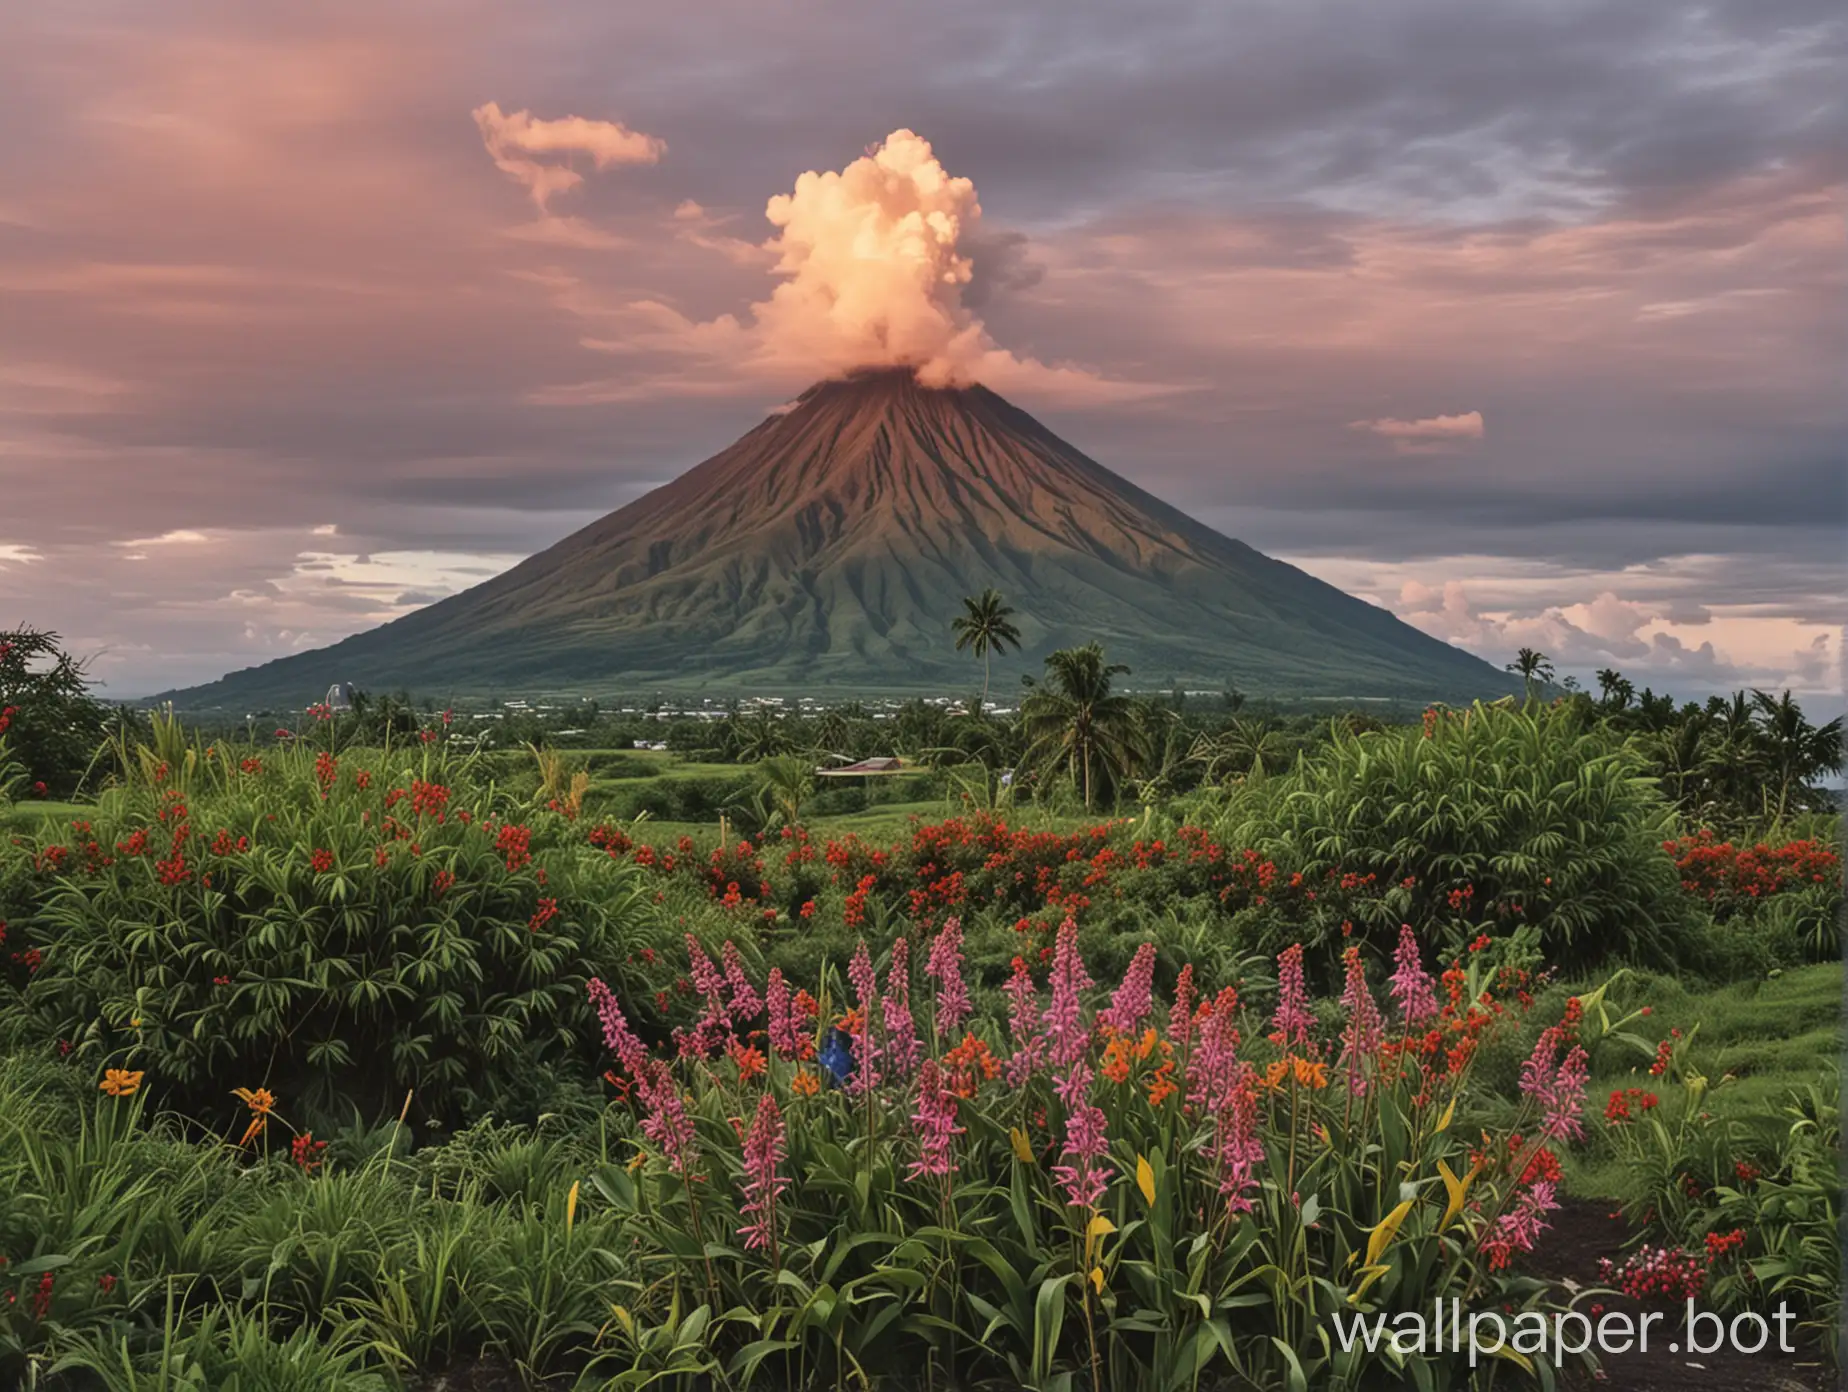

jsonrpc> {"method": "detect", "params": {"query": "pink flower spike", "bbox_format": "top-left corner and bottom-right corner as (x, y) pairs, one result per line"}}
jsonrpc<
(1542, 1046), (1591, 1142)
(907, 1058), (964, 1180)
(1168, 963), (1197, 1050)
(1270, 944), (1313, 1048)
(1187, 986), (1243, 1115)
(586, 977), (648, 1077)
(882, 937), (922, 1080)
(925, 916), (972, 1035)
(1388, 924), (1439, 1024)
(1215, 1069), (1264, 1215)
(1050, 1059), (1110, 1209)
(846, 940), (882, 1094)
(1337, 947), (1383, 1097)
(685, 935), (727, 1007)
(636, 1060), (698, 1177)
(1040, 917), (1094, 1071)
(737, 1092), (788, 1253)
(1101, 941), (1157, 1036)
(766, 968), (802, 1059)
(721, 940), (762, 1023)
(1002, 955), (1045, 1087)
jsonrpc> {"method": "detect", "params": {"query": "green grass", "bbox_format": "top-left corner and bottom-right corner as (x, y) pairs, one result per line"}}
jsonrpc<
(1565, 960), (1841, 1197)
(0, 798), (86, 831)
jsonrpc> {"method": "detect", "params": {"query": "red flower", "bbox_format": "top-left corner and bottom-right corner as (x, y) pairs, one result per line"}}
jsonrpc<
(310, 849), (335, 874)
(495, 823), (533, 872)
(291, 1131), (328, 1174)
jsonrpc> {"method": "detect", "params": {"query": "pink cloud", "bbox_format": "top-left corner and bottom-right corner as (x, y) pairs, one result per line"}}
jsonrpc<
(472, 101), (665, 210)
(1350, 410), (1484, 453)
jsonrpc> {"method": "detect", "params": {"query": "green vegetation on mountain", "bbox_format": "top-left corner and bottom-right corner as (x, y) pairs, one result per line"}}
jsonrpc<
(158, 370), (1516, 710)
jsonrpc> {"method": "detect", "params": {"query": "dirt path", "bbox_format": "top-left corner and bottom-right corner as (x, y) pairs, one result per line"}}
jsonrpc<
(1527, 1197), (1834, 1391)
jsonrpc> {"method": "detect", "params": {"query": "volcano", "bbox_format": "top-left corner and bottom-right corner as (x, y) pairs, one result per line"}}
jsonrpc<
(162, 370), (1513, 707)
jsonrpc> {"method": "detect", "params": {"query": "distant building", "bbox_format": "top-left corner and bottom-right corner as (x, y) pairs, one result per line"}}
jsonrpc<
(324, 682), (355, 712)
(816, 756), (908, 779)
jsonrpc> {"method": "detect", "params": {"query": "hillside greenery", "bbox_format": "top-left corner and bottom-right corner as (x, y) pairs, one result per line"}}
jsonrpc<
(0, 626), (1840, 1388)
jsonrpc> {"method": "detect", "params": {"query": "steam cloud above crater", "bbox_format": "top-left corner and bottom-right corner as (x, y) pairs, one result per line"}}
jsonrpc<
(754, 129), (998, 387)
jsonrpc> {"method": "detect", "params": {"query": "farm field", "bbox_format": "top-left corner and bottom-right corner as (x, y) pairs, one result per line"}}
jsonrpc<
(1, 629), (1842, 1390)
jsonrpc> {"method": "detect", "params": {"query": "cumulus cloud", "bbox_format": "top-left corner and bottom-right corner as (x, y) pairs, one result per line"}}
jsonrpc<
(518, 128), (1175, 403)
(750, 129), (992, 385)
(472, 101), (665, 210)
(1369, 571), (1839, 695)
(1350, 410), (1484, 453)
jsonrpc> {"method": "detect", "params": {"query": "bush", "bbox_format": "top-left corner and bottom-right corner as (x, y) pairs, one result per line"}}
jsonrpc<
(0, 628), (115, 799)
(4, 735), (661, 1125)
(1204, 702), (1687, 968)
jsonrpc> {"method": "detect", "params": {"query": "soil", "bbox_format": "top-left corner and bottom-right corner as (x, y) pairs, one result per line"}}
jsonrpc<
(1527, 1197), (1835, 1392)
(406, 1357), (526, 1392)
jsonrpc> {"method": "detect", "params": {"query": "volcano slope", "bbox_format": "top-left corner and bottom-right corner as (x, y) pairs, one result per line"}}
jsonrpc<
(161, 369), (1513, 707)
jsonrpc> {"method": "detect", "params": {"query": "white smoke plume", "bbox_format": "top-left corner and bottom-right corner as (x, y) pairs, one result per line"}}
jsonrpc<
(473, 101), (665, 210)
(753, 129), (1012, 388)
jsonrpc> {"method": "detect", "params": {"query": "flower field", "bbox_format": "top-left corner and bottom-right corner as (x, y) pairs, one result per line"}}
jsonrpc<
(0, 668), (1841, 1389)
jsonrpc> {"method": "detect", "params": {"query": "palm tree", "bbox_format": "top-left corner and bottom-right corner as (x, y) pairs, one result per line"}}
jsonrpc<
(731, 708), (787, 763)
(951, 589), (1023, 709)
(1505, 648), (1556, 703)
(754, 755), (815, 832)
(1019, 643), (1140, 810)
(1750, 689), (1845, 825)
(1594, 668), (1634, 712)
(1644, 712), (1712, 817)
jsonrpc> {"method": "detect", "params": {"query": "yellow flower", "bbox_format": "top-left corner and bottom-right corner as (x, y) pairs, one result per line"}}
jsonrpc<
(100, 1069), (144, 1097)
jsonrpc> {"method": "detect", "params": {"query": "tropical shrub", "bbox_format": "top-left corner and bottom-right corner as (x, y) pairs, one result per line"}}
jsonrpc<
(0, 628), (115, 799)
(579, 922), (1598, 1389)
(1665, 830), (1841, 963)
(6, 732), (660, 1124)
(1204, 702), (1686, 968)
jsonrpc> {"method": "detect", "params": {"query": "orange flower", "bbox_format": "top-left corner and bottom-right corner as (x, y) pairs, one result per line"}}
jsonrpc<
(1292, 1056), (1329, 1090)
(729, 1040), (768, 1083)
(1101, 1035), (1134, 1085)
(1262, 1055), (1330, 1091)
(99, 1069), (144, 1097)
(232, 1086), (277, 1145)
(1146, 1062), (1177, 1107)
(942, 1033), (1000, 1096)
(790, 1069), (821, 1097)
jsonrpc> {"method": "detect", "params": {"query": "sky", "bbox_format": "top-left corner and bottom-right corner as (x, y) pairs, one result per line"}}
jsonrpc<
(0, 0), (1842, 703)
